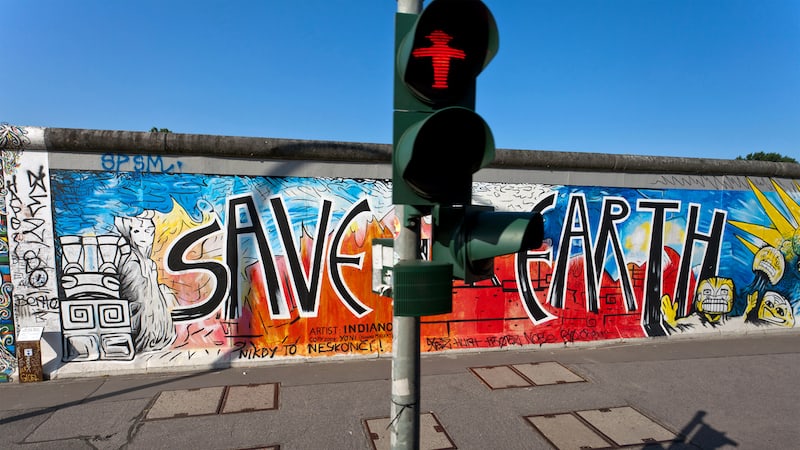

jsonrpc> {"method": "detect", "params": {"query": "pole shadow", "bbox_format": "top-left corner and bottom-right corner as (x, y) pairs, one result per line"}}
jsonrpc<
(644, 410), (738, 450)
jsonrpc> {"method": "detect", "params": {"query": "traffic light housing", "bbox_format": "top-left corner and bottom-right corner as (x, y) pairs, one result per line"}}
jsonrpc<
(392, 0), (546, 313)
(393, 0), (498, 207)
(432, 206), (544, 283)
(395, 0), (498, 111)
(393, 107), (494, 206)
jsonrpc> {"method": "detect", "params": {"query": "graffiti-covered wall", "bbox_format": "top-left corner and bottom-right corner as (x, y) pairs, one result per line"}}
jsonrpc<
(2, 125), (800, 379)
(0, 124), (24, 381)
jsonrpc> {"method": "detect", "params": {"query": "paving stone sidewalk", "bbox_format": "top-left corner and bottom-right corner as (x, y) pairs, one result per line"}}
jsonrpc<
(1, 332), (798, 449)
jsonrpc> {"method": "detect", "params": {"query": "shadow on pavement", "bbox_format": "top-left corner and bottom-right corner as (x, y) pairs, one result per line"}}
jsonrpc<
(645, 410), (738, 450)
(677, 410), (738, 449)
(0, 367), (225, 426)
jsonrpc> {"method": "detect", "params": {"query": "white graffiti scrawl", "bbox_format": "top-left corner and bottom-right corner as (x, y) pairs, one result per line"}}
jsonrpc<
(4, 150), (60, 330)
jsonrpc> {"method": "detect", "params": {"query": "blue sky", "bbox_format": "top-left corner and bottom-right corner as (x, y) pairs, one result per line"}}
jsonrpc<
(3, 0), (798, 159)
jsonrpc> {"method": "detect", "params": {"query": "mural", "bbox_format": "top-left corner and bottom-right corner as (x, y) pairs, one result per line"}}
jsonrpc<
(0, 127), (797, 375)
(0, 123), (26, 381)
(0, 183), (14, 382)
(39, 168), (799, 368)
(5, 151), (59, 332)
(51, 172), (396, 363)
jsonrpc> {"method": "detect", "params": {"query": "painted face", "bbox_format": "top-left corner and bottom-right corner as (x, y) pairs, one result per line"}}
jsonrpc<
(758, 292), (795, 327)
(694, 277), (734, 323)
(753, 246), (785, 285)
(129, 218), (155, 251)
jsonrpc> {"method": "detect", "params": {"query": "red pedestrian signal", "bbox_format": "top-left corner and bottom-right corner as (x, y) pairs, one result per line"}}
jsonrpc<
(411, 30), (465, 90)
(396, 0), (498, 109)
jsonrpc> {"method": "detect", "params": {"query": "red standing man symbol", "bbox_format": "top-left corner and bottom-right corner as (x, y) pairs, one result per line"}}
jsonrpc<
(412, 30), (465, 89)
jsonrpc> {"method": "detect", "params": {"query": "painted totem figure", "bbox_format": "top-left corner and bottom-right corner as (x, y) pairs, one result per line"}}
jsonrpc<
(61, 211), (178, 360)
(115, 211), (176, 352)
(60, 235), (135, 361)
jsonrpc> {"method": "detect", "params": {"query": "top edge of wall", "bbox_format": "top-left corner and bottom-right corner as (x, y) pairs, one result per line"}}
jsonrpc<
(3, 125), (800, 179)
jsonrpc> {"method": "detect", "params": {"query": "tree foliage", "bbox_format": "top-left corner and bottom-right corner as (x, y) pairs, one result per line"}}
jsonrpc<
(149, 127), (172, 133)
(736, 151), (797, 163)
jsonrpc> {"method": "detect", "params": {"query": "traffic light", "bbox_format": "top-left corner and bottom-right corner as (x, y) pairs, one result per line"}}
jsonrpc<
(393, 0), (498, 207)
(432, 206), (544, 283)
(395, 0), (497, 110)
(391, 0), (545, 308)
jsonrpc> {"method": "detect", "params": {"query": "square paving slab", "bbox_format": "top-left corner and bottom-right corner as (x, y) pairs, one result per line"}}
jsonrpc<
(146, 386), (225, 419)
(471, 362), (585, 389)
(470, 365), (532, 389)
(527, 413), (612, 450)
(577, 406), (677, 447)
(145, 383), (280, 420)
(221, 383), (278, 414)
(527, 406), (678, 449)
(512, 362), (585, 385)
(365, 412), (454, 450)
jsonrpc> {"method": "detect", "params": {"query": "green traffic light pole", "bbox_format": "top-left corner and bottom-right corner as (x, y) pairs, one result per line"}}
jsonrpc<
(390, 206), (421, 450)
(389, 0), (543, 445)
(397, 0), (422, 14)
(392, 2), (423, 448)
(390, 1), (516, 447)
(391, 2), (422, 449)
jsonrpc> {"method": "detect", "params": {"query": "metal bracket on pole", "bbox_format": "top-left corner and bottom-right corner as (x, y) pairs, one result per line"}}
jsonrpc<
(400, 204), (427, 227)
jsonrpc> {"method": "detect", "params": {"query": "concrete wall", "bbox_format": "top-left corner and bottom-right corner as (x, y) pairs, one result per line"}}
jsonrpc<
(1, 124), (800, 381)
